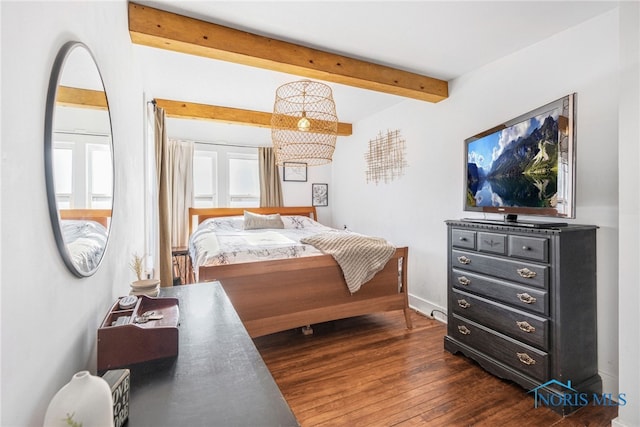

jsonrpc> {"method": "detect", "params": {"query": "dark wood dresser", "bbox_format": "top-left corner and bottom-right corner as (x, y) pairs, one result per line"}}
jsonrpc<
(126, 281), (299, 426)
(444, 220), (601, 414)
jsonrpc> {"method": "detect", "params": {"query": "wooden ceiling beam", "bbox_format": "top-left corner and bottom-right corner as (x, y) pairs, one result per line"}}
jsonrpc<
(155, 99), (353, 137)
(128, 2), (448, 103)
(56, 86), (108, 110)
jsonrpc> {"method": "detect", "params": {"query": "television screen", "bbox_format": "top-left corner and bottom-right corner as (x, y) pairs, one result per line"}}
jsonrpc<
(464, 94), (575, 220)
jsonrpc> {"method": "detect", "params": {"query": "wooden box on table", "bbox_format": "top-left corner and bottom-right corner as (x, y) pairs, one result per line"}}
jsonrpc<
(97, 295), (179, 372)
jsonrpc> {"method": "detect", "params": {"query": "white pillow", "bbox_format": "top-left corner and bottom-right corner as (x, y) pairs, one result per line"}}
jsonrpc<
(282, 215), (322, 229)
(243, 211), (284, 230)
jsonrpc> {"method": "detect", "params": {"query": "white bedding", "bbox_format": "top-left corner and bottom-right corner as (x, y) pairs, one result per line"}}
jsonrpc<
(189, 215), (346, 280)
(61, 219), (108, 274)
(242, 231), (296, 246)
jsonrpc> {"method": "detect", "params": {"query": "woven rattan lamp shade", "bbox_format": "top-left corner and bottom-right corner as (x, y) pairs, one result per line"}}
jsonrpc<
(271, 80), (338, 166)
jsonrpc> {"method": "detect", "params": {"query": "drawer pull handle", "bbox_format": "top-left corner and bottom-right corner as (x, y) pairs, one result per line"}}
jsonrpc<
(457, 276), (471, 286)
(457, 299), (470, 309)
(516, 352), (536, 366)
(457, 325), (471, 335)
(517, 267), (537, 278)
(516, 321), (536, 333)
(459, 237), (467, 241)
(457, 256), (471, 265)
(522, 246), (530, 251)
(517, 293), (537, 304)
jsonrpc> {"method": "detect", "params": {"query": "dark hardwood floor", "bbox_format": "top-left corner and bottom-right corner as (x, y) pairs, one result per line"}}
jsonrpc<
(254, 310), (617, 427)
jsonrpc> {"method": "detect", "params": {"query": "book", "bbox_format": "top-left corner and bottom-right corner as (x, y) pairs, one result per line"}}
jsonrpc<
(102, 369), (130, 427)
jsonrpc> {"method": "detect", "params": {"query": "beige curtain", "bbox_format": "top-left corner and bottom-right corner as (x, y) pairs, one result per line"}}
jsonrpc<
(259, 147), (283, 207)
(154, 106), (173, 287)
(168, 139), (194, 248)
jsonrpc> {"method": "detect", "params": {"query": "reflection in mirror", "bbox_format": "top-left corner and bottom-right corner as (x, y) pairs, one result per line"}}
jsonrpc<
(45, 42), (113, 277)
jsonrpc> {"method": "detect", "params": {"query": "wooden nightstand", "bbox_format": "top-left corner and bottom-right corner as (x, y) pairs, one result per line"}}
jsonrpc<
(171, 246), (193, 285)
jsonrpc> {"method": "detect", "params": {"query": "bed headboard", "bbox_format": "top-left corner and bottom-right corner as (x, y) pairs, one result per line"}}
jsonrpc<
(59, 209), (112, 228)
(188, 206), (318, 235)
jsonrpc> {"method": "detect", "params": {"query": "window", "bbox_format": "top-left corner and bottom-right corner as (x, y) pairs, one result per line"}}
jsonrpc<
(193, 144), (259, 207)
(52, 132), (113, 209)
(88, 143), (113, 208)
(193, 150), (218, 207)
(52, 144), (73, 209)
(228, 154), (260, 207)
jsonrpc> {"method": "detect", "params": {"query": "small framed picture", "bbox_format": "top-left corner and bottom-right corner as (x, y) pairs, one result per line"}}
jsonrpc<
(312, 183), (328, 207)
(283, 162), (307, 182)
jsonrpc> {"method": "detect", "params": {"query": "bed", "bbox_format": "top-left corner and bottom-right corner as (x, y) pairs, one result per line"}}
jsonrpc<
(59, 209), (111, 273)
(60, 208), (112, 227)
(188, 206), (412, 338)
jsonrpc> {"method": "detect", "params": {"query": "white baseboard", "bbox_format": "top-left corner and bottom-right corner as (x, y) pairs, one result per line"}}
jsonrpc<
(408, 293), (447, 324)
(599, 370), (619, 397)
(612, 418), (632, 427)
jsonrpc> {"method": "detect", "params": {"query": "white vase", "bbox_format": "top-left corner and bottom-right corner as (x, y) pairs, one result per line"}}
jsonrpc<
(43, 371), (114, 427)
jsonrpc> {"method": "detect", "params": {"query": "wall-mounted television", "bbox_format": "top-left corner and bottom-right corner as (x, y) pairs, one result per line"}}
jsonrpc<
(464, 94), (576, 226)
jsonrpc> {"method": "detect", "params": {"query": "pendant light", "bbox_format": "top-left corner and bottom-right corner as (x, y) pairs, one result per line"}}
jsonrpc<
(271, 80), (338, 166)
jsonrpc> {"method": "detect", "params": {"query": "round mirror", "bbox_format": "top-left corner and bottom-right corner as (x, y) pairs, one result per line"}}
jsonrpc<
(45, 42), (113, 277)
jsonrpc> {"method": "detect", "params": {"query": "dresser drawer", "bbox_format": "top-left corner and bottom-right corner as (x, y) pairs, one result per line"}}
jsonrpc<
(508, 235), (549, 262)
(452, 289), (548, 350)
(451, 269), (548, 315)
(452, 229), (476, 250)
(451, 250), (548, 289)
(450, 315), (549, 382)
(477, 232), (506, 255)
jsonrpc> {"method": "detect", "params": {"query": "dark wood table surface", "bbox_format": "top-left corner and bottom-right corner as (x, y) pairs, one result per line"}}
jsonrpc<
(126, 282), (299, 426)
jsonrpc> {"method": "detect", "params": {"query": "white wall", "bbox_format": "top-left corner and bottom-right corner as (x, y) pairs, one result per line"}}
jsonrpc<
(614, 2), (640, 425)
(1, 2), (144, 425)
(282, 163), (332, 225)
(332, 9), (621, 396)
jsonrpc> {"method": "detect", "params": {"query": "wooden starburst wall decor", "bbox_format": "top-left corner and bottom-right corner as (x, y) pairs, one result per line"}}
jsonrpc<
(365, 129), (408, 184)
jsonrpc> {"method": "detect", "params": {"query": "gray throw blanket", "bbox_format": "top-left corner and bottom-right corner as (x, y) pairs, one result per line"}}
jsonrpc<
(300, 232), (395, 293)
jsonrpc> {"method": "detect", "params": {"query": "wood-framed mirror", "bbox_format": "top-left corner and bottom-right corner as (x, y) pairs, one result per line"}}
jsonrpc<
(44, 41), (114, 277)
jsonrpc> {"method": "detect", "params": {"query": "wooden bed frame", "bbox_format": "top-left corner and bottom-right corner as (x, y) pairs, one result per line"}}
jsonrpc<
(60, 209), (112, 228)
(188, 206), (412, 338)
